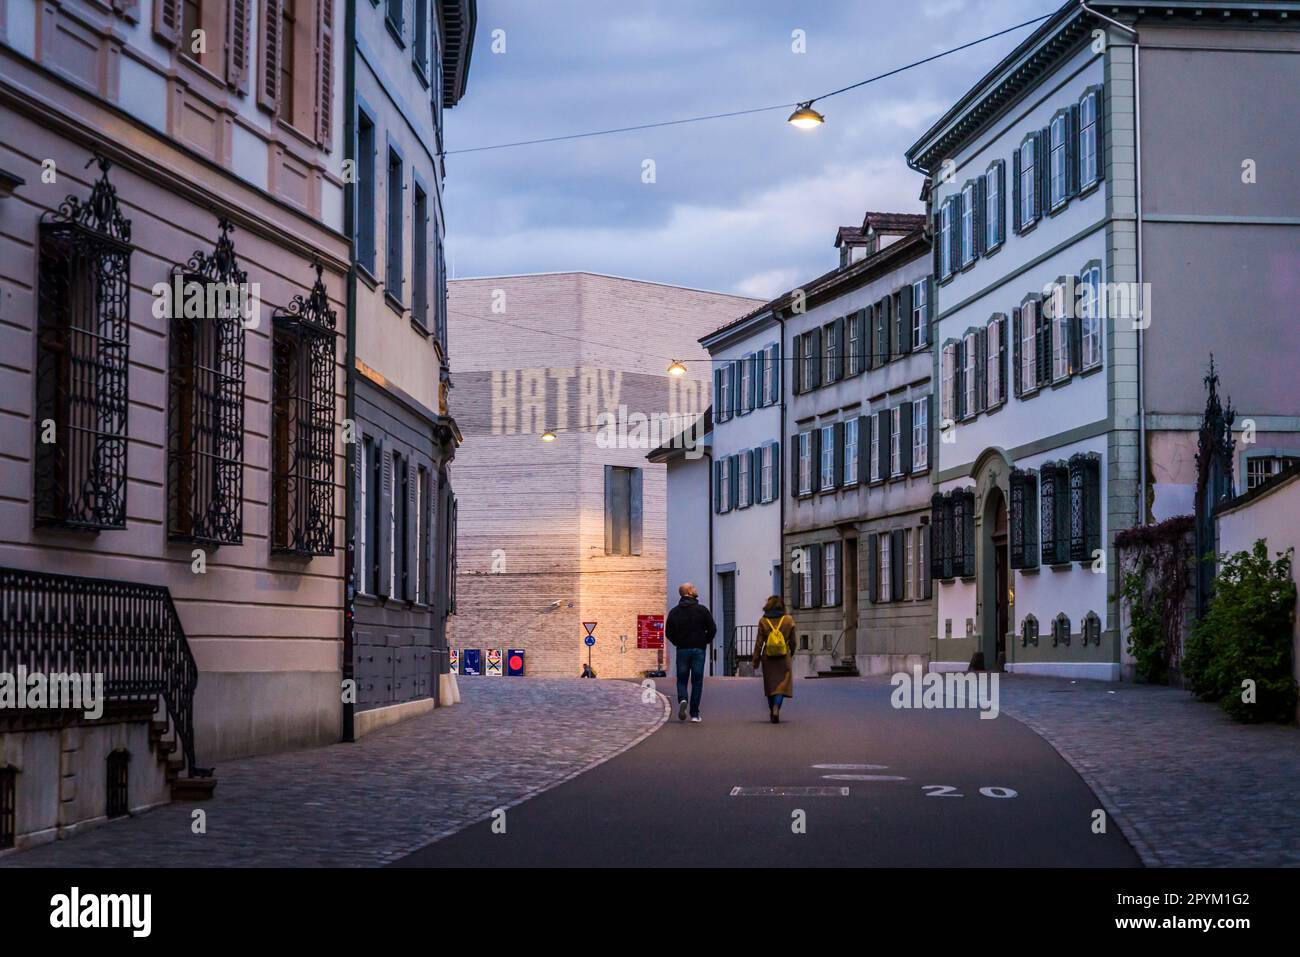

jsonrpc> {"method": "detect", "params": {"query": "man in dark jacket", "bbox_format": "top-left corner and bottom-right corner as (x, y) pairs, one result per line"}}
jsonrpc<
(665, 583), (717, 722)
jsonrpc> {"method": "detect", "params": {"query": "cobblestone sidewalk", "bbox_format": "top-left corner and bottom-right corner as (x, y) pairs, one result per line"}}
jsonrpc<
(999, 675), (1300, 867)
(2, 678), (667, 867)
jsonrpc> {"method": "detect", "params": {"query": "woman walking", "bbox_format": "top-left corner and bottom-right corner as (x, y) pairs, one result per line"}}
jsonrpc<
(752, 596), (795, 723)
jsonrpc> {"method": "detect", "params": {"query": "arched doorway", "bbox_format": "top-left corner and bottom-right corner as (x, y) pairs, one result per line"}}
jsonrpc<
(981, 486), (1009, 670)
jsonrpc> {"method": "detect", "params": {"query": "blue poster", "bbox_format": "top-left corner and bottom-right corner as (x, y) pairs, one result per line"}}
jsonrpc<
(461, 649), (482, 676)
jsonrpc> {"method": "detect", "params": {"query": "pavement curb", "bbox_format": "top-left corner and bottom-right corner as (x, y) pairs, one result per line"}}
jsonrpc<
(383, 682), (671, 864)
(1001, 705), (1164, 868)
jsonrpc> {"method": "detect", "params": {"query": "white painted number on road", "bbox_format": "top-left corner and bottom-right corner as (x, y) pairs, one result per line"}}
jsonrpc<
(978, 786), (1018, 799)
(923, 785), (1019, 799)
(922, 785), (962, 798)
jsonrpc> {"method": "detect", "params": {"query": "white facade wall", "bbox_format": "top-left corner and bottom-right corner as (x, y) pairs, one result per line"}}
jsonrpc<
(706, 316), (783, 671)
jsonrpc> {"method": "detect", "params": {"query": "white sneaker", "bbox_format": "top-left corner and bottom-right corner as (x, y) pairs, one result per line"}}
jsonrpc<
(678, 699), (687, 721)
(690, 716), (702, 723)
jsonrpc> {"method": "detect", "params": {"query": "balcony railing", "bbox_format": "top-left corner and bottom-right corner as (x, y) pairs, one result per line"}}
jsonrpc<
(0, 566), (210, 778)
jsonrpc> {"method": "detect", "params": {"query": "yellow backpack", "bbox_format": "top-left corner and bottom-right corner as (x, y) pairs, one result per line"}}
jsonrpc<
(762, 615), (792, 657)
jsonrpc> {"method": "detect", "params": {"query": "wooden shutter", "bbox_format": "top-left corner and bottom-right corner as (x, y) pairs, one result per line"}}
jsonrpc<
(713, 460), (722, 514)
(1067, 104), (1081, 197)
(875, 300), (888, 365)
(1035, 129), (1049, 219)
(975, 326), (987, 413)
(899, 401), (913, 475)
(997, 316), (1008, 402)
(810, 543), (824, 607)
(954, 337), (966, 420)
(921, 524), (933, 599)
(378, 442), (392, 597)
(315, 0), (335, 146)
(832, 421), (844, 489)
(224, 0), (251, 93)
(866, 533), (878, 603)
(403, 456), (417, 601)
(890, 530), (905, 601)
(1012, 146), (1022, 232)
(154, 0), (181, 45)
(728, 361), (739, 417)
(259, 0), (283, 113)
(809, 429), (820, 491)
(769, 343), (780, 402)
(771, 440), (781, 500)
(729, 454), (740, 510)
(351, 423), (365, 590)
(809, 327), (822, 389)
(929, 494), (945, 580)
(1037, 301), (1051, 386)
(1011, 307), (1023, 396)
(856, 415), (870, 484)
(630, 467), (643, 555)
(788, 550), (800, 610)
(927, 395), (936, 471)
(791, 438), (801, 496)
(897, 285), (912, 354)
(748, 448), (759, 505)
(1069, 292), (1082, 374)
(713, 367), (722, 414)
(833, 317), (845, 381)
(996, 161), (1006, 242)
(973, 177), (985, 258)
(1095, 88), (1107, 182)
(748, 351), (759, 408)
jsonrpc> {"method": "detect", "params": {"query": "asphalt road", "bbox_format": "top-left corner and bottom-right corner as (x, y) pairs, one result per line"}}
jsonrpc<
(394, 675), (1141, 867)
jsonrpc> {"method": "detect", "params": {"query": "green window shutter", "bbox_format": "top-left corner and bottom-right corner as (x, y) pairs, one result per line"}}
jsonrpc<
(832, 421), (845, 488)
(856, 415), (871, 484)
(834, 317), (846, 381)
(810, 326), (823, 389)
(996, 160), (1006, 242)
(1012, 146), (1022, 232)
(378, 440), (392, 598)
(898, 283), (913, 353)
(713, 459), (722, 514)
(769, 343), (781, 403)
(713, 368), (722, 415)
(749, 448), (760, 506)
(771, 440), (781, 500)
(791, 436), (800, 496)
(1068, 103), (1081, 197)
(890, 529), (905, 601)
(403, 455), (418, 601)
(1012, 307), (1023, 396)
(729, 454), (740, 510)
(1095, 88), (1106, 182)
(875, 410), (889, 481)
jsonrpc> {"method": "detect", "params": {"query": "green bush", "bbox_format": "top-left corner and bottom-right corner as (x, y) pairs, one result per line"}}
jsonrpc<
(1184, 541), (1298, 723)
(1122, 562), (1168, 684)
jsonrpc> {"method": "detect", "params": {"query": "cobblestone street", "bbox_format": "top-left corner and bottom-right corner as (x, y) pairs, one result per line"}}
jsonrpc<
(2, 678), (667, 868)
(1000, 675), (1300, 868)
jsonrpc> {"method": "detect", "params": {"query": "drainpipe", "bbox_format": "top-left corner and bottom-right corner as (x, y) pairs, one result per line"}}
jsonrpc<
(340, 0), (358, 743)
(777, 310), (787, 595)
(1081, 2), (1145, 524)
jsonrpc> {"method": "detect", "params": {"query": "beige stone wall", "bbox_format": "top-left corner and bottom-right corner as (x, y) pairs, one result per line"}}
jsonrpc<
(448, 273), (760, 677)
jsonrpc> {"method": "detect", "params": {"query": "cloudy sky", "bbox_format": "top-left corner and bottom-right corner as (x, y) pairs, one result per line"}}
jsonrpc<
(443, 0), (1057, 300)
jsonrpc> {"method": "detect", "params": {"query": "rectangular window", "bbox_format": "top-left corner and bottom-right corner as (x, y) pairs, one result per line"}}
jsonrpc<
(960, 182), (975, 266)
(820, 425), (836, 491)
(738, 451), (751, 507)
(911, 279), (928, 350)
(1051, 284), (1070, 381)
(986, 318), (1002, 407)
(270, 273), (337, 557)
(798, 432), (811, 496)
(801, 557), (813, 608)
(1050, 113), (1068, 208)
(764, 345), (778, 402)
(719, 363), (731, 418)
(847, 314), (861, 375)
(415, 465), (427, 603)
(740, 356), (752, 413)
(904, 529), (914, 600)
(823, 323), (837, 383)
(844, 418), (859, 485)
(412, 182), (428, 328)
(941, 343), (956, 423)
(719, 456), (731, 512)
(802, 332), (817, 388)
(413, 0), (429, 74)
(890, 408), (902, 477)
(869, 415), (881, 482)
(386, 148), (403, 300)
(761, 444), (773, 501)
(878, 534), (891, 603)
(985, 163), (1002, 249)
(604, 465), (641, 555)
(1079, 90), (1099, 187)
(824, 542), (839, 607)
(278, 0), (297, 123)
(1081, 265), (1102, 369)
(912, 398), (928, 472)
(356, 112), (376, 272)
(358, 437), (371, 593)
(1019, 138), (1036, 227)
(1020, 300), (1038, 392)
(386, 0), (402, 35)
(388, 450), (400, 595)
(939, 199), (953, 278)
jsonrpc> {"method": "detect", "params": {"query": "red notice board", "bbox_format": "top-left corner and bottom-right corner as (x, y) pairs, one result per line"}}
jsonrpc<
(637, 614), (665, 649)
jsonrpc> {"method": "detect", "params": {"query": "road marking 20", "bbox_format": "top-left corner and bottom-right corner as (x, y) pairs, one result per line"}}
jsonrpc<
(922, 785), (1019, 799)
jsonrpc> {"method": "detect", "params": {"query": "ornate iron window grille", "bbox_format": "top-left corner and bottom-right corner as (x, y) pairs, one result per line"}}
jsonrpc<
(0, 566), (210, 778)
(34, 155), (132, 531)
(1041, 462), (1071, 565)
(1021, 613), (1039, 647)
(929, 492), (946, 581)
(961, 489), (976, 577)
(271, 262), (338, 557)
(1052, 612), (1071, 647)
(1083, 610), (1102, 646)
(951, 491), (966, 578)
(168, 218), (246, 546)
(1010, 468), (1026, 568)
(1069, 455), (1087, 561)
(1023, 471), (1039, 568)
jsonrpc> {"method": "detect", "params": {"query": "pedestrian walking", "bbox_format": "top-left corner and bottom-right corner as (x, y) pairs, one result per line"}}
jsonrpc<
(752, 596), (795, 723)
(665, 582), (716, 722)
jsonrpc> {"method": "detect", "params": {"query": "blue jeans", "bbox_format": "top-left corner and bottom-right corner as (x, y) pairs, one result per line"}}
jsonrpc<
(768, 693), (784, 709)
(676, 648), (706, 717)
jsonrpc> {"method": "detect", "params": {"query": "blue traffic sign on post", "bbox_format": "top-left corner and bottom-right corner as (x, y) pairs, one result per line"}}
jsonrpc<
(584, 635), (596, 647)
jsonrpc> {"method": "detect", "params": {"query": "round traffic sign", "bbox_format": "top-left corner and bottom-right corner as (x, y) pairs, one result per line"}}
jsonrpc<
(584, 635), (596, 646)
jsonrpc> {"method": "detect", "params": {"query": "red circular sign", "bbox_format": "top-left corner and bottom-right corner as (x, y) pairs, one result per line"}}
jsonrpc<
(509, 655), (523, 671)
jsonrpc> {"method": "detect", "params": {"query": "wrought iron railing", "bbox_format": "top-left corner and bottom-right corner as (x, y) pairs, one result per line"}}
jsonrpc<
(0, 567), (209, 777)
(724, 624), (758, 675)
